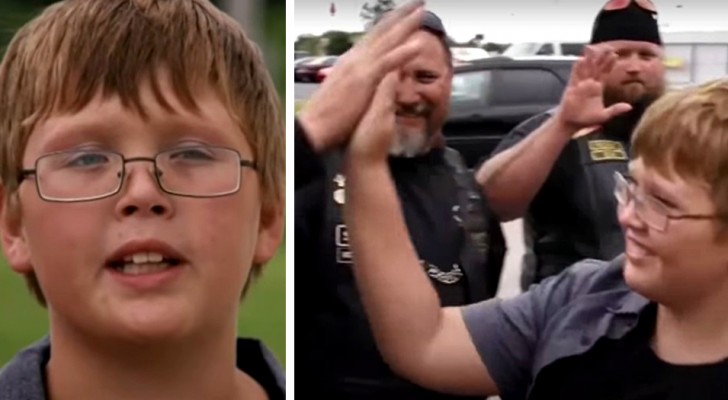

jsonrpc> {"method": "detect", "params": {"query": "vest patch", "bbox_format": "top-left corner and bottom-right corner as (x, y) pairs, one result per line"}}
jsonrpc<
(333, 173), (346, 205)
(588, 140), (628, 162)
(423, 261), (464, 284)
(334, 224), (353, 264)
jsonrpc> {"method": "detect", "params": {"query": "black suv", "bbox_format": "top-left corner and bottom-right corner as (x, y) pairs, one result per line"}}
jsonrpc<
(444, 56), (575, 168)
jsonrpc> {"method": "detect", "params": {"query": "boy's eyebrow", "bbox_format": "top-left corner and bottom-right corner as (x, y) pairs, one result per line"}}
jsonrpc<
(645, 177), (686, 209)
(36, 113), (242, 154)
(34, 119), (119, 153)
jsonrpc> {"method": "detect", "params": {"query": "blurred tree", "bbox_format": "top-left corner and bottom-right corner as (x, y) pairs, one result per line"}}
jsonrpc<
(0, 1), (47, 56)
(360, 0), (396, 29)
(322, 31), (352, 55)
(295, 34), (320, 56)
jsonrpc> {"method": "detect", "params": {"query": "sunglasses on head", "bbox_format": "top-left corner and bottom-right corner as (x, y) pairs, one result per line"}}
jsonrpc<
(603, 0), (656, 12)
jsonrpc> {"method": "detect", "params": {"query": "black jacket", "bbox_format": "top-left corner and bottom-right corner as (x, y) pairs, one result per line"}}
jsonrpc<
(295, 119), (505, 399)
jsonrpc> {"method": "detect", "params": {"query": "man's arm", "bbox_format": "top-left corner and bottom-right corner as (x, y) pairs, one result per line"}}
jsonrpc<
(294, 119), (326, 190)
(475, 115), (575, 221)
(345, 159), (499, 396)
(343, 72), (603, 397)
(343, 73), (498, 396)
(475, 45), (633, 221)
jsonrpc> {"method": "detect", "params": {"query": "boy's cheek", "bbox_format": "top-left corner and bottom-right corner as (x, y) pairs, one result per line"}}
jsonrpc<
(252, 206), (283, 265)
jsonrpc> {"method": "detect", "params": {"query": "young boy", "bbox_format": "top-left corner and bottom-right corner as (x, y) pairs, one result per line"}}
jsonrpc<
(0, 1), (284, 399)
(343, 42), (728, 399)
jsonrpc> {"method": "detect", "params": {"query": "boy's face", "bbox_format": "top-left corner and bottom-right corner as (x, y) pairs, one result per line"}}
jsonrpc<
(618, 158), (728, 307)
(0, 75), (282, 341)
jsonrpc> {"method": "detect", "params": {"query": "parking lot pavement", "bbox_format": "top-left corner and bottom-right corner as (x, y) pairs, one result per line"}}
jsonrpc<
(497, 219), (525, 299)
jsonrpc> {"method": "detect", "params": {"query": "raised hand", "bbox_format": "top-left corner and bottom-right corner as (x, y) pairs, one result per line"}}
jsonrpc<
(298, 0), (425, 152)
(346, 72), (399, 164)
(555, 44), (633, 132)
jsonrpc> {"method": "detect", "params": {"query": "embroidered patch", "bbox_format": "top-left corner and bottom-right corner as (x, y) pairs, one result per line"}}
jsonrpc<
(335, 224), (352, 264)
(422, 261), (463, 284)
(588, 140), (627, 162)
(333, 173), (346, 205)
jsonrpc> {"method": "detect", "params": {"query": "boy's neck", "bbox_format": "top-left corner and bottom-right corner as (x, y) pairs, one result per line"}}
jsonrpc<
(653, 285), (728, 365)
(45, 317), (267, 400)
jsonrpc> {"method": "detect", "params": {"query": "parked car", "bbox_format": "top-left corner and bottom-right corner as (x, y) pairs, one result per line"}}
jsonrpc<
(450, 46), (492, 62)
(444, 56), (575, 168)
(316, 66), (334, 82)
(295, 56), (315, 66)
(503, 42), (587, 57)
(294, 56), (337, 83)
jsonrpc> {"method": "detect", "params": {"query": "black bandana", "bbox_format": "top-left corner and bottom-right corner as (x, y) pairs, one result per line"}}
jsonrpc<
(590, 1), (662, 46)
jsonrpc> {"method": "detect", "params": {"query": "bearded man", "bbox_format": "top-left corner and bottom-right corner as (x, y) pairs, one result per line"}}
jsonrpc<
(294, 5), (506, 399)
(477, 0), (667, 290)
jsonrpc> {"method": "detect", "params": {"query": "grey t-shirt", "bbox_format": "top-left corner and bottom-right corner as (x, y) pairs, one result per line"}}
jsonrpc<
(462, 254), (649, 400)
(0, 336), (285, 400)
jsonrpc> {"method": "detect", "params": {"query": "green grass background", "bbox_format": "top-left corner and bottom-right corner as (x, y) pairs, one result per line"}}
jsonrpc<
(0, 245), (285, 368)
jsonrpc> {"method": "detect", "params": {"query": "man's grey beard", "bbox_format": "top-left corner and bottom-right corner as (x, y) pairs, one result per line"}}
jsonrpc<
(388, 126), (432, 158)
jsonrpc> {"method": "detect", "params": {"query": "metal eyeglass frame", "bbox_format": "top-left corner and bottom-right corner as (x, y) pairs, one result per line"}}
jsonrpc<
(17, 146), (257, 203)
(613, 171), (720, 232)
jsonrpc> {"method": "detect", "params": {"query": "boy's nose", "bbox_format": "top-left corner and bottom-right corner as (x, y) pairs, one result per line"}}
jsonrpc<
(114, 162), (174, 218)
(617, 198), (646, 232)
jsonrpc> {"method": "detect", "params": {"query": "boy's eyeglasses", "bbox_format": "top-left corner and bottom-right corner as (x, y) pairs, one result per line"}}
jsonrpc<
(18, 145), (256, 203)
(613, 171), (719, 232)
(602, 0), (656, 12)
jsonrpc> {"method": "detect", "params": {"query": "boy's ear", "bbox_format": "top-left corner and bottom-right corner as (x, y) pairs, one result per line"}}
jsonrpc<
(252, 203), (284, 266)
(0, 186), (33, 274)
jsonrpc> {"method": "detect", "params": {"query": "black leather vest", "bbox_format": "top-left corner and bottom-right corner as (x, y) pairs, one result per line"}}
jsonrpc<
(525, 127), (630, 286)
(309, 148), (503, 398)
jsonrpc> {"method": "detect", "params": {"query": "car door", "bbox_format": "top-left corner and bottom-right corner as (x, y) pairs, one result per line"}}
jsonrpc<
(444, 65), (567, 167)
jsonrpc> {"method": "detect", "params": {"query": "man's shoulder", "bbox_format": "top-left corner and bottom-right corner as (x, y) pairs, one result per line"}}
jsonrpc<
(481, 109), (558, 165)
(235, 338), (285, 398)
(0, 336), (50, 400)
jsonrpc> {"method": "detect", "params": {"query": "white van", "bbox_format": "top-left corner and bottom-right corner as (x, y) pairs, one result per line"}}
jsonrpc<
(503, 42), (586, 57)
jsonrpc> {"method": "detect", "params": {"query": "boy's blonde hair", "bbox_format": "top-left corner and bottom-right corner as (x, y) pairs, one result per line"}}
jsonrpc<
(633, 78), (728, 229)
(0, 0), (284, 305)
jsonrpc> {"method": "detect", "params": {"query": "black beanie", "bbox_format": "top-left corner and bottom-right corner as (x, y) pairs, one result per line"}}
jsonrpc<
(373, 10), (447, 37)
(590, 1), (662, 46)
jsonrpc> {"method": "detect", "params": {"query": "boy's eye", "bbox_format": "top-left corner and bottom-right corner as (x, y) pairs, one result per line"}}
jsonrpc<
(168, 147), (216, 161)
(64, 152), (111, 168)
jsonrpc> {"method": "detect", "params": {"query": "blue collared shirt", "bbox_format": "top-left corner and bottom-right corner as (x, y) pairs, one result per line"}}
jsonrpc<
(462, 254), (649, 400)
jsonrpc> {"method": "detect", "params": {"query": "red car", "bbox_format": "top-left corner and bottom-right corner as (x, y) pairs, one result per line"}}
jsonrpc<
(294, 56), (337, 83)
(316, 66), (334, 82)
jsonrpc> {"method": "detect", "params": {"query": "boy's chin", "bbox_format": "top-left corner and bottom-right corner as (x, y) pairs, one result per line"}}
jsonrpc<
(104, 297), (201, 344)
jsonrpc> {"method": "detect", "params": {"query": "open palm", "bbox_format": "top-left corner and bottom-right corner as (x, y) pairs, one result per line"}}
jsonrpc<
(558, 45), (632, 129)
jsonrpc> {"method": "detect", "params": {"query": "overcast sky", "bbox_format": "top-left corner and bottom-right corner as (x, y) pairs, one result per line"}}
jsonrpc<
(294, 0), (728, 43)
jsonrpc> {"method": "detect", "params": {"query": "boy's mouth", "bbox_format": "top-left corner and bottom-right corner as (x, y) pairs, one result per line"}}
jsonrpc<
(107, 252), (182, 275)
(106, 240), (186, 276)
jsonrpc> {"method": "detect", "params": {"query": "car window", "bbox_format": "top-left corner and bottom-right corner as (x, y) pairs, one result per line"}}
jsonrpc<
(502, 42), (540, 57)
(536, 43), (554, 55)
(562, 43), (586, 56)
(490, 68), (564, 105)
(450, 70), (492, 106)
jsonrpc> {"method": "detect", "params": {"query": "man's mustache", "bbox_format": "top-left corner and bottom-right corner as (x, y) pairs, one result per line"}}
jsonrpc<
(396, 103), (431, 118)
